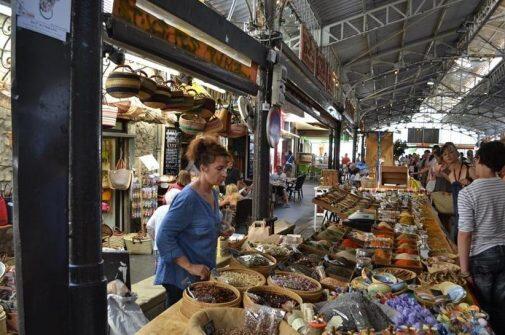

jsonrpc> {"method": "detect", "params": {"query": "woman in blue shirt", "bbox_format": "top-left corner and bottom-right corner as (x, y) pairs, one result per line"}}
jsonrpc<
(155, 136), (231, 307)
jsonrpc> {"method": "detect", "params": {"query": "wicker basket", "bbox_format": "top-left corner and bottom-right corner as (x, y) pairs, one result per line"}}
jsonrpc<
(180, 281), (241, 319)
(267, 271), (323, 303)
(142, 76), (172, 109)
(105, 65), (141, 99)
(229, 252), (277, 277)
(183, 307), (298, 335)
(136, 70), (157, 101)
(123, 233), (152, 255)
(179, 113), (206, 135)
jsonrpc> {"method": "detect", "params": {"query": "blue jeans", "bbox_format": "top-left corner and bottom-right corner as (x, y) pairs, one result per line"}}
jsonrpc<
(162, 284), (183, 309)
(470, 245), (505, 334)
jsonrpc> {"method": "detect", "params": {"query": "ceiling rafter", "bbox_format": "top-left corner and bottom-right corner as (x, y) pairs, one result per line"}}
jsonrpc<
(321, 0), (464, 46)
(343, 29), (457, 68)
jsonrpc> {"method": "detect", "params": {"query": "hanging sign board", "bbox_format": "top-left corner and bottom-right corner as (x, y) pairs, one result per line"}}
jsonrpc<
(16, 0), (71, 42)
(112, 0), (258, 82)
(299, 25), (316, 74)
(266, 106), (281, 148)
(316, 49), (327, 85)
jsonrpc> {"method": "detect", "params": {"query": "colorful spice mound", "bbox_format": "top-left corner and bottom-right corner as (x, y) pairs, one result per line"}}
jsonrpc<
(190, 283), (237, 303)
(386, 294), (438, 330)
(248, 291), (299, 309)
(270, 273), (319, 291)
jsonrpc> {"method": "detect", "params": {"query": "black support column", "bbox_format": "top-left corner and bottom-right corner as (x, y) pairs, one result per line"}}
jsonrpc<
(334, 122), (342, 171)
(11, 5), (71, 335)
(252, 0), (275, 220)
(361, 133), (366, 162)
(352, 126), (358, 163)
(68, 1), (107, 334)
(328, 129), (334, 169)
(252, 68), (271, 220)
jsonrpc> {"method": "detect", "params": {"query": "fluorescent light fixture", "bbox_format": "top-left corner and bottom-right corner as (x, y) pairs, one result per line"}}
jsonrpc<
(0, 4), (11, 16)
(125, 53), (180, 76)
(193, 78), (226, 94)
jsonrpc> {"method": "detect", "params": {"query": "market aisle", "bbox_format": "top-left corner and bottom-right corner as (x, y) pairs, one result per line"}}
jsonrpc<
(273, 181), (319, 239)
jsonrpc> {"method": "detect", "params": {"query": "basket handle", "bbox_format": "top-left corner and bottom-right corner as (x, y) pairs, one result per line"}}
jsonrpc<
(136, 70), (149, 78)
(150, 75), (166, 85)
(113, 65), (136, 73)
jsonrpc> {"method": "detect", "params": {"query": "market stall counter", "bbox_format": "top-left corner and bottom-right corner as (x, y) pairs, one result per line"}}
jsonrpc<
(137, 190), (493, 335)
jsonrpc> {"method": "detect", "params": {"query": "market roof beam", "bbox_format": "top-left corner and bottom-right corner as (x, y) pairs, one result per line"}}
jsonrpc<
(343, 29), (458, 68)
(321, 0), (464, 46)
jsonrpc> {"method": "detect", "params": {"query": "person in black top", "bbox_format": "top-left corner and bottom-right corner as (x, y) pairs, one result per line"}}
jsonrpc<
(225, 157), (241, 185)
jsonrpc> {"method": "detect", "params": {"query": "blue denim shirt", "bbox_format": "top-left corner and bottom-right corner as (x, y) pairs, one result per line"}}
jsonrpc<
(154, 186), (221, 289)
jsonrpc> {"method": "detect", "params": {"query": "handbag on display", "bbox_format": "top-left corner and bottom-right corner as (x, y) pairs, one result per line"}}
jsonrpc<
(431, 191), (454, 215)
(108, 158), (133, 190)
(247, 221), (271, 243)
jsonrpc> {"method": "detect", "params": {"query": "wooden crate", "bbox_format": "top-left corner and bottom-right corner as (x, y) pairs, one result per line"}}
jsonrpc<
(321, 169), (339, 186)
(381, 165), (408, 187)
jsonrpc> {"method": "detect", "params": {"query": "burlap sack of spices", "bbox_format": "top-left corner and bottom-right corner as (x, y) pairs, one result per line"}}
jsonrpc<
(184, 307), (297, 335)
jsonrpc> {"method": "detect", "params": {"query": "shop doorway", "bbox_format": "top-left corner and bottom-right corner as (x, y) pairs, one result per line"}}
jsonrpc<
(102, 135), (133, 232)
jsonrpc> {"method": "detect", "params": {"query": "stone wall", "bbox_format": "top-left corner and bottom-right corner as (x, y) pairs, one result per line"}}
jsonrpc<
(133, 122), (163, 168)
(0, 94), (11, 183)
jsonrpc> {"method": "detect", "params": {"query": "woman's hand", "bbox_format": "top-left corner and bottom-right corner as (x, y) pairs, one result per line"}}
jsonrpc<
(221, 226), (235, 238)
(188, 263), (210, 280)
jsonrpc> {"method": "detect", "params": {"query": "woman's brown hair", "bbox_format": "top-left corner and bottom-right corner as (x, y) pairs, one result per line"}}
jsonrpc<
(186, 135), (230, 169)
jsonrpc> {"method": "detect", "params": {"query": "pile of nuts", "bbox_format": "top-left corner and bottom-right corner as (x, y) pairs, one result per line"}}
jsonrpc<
(216, 271), (261, 288)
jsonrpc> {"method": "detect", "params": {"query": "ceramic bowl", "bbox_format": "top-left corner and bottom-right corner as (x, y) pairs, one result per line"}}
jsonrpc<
(371, 273), (397, 285)
(390, 281), (407, 293)
(367, 283), (392, 295)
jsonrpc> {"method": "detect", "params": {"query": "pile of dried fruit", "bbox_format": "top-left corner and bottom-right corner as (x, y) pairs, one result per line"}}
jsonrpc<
(189, 283), (237, 303)
(248, 291), (299, 309)
(270, 273), (319, 291)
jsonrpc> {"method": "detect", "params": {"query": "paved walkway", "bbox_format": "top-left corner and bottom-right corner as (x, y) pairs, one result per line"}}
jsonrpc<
(273, 181), (320, 240)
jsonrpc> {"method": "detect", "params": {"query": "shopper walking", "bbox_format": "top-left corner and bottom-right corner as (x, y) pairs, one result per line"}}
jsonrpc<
(458, 141), (505, 334)
(155, 136), (232, 308)
(163, 170), (191, 206)
(440, 142), (476, 242)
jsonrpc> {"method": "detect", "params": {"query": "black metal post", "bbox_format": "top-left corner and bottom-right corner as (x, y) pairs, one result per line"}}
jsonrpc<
(328, 129), (333, 169)
(334, 122), (342, 171)
(252, 0), (275, 220)
(352, 126), (358, 162)
(68, 1), (107, 334)
(252, 68), (271, 220)
(361, 133), (366, 162)
(11, 7), (71, 334)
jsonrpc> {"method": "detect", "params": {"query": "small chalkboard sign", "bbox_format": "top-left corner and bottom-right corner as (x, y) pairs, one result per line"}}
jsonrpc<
(164, 127), (181, 176)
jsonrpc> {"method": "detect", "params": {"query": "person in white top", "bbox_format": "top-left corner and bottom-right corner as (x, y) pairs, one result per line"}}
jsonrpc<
(148, 171), (192, 254)
(457, 141), (505, 333)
